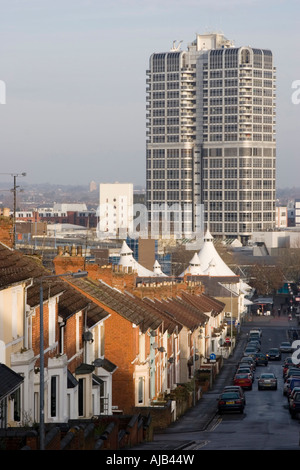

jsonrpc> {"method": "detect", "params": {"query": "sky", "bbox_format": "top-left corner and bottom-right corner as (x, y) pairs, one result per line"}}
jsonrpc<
(0, 0), (299, 189)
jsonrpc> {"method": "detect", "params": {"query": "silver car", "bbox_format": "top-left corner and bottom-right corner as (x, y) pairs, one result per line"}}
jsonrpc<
(258, 372), (277, 390)
(279, 342), (293, 353)
(244, 346), (257, 357)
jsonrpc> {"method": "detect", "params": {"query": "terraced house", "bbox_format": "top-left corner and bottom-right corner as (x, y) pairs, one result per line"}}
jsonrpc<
(0, 243), (113, 426)
(0, 227), (248, 429)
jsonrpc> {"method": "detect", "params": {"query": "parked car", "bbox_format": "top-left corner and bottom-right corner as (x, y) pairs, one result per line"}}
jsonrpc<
(266, 348), (281, 361)
(254, 352), (268, 366)
(288, 386), (300, 404)
(247, 340), (261, 351)
(237, 361), (255, 374)
(249, 333), (261, 343)
(244, 346), (258, 357)
(283, 362), (300, 378)
(222, 386), (246, 405)
(284, 368), (300, 382)
(288, 391), (300, 418)
(283, 377), (293, 396)
(282, 357), (295, 376)
(240, 356), (256, 369)
(250, 328), (262, 338)
(217, 392), (244, 414)
(236, 367), (254, 382)
(286, 378), (300, 399)
(279, 342), (293, 353)
(258, 372), (277, 390)
(233, 373), (253, 390)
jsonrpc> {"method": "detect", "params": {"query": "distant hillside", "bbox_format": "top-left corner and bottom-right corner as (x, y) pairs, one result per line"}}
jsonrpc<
(276, 187), (300, 205)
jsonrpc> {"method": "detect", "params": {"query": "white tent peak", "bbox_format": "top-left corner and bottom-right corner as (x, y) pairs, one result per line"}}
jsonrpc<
(197, 231), (236, 277)
(180, 252), (204, 276)
(153, 259), (167, 277)
(118, 241), (167, 277)
(189, 252), (201, 266)
(203, 229), (214, 241)
(119, 240), (133, 256)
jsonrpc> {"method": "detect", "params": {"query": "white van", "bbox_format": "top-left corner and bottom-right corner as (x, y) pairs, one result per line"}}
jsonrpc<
(250, 328), (262, 337)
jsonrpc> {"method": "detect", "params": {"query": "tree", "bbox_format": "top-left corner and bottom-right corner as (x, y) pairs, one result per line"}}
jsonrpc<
(278, 237), (300, 283)
(248, 262), (284, 296)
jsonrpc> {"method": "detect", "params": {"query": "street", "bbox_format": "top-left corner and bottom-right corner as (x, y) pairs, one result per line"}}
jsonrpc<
(132, 313), (300, 451)
(178, 317), (300, 450)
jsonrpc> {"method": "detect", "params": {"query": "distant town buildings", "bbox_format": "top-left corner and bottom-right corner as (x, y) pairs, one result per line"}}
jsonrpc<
(14, 203), (98, 228)
(295, 199), (300, 227)
(146, 32), (276, 243)
(89, 180), (97, 192)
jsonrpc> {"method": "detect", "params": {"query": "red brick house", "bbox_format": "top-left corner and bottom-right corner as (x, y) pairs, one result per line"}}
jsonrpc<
(0, 243), (115, 426)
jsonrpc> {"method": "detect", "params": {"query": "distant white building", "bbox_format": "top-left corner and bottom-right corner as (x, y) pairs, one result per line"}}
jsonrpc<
(98, 183), (133, 237)
(53, 203), (87, 212)
(275, 206), (288, 228)
(295, 200), (300, 228)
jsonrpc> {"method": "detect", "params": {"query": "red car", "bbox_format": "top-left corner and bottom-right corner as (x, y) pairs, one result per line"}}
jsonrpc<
(283, 359), (300, 378)
(233, 373), (252, 390)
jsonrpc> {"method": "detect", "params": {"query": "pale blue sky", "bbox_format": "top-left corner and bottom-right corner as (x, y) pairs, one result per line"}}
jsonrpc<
(0, 0), (299, 189)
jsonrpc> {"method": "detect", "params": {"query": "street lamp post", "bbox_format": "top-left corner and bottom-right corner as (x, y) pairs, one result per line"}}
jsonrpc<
(0, 172), (26, 248)
(230, 285), (233, 346)
(38, 270), (88, 450)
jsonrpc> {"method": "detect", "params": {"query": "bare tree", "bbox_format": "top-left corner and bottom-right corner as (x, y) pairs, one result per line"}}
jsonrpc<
(278, 236), (300, 283)
(249, 262), (284, 296)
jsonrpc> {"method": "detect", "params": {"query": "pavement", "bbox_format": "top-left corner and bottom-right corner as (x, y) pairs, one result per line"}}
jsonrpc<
(129, 312), (299, 451)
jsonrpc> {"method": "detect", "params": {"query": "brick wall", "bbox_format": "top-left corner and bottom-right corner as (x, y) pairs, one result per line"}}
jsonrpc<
(0, 217), (13, 247)
(105, 313), (138, 414)
(53, 255), (204, 299)
(64, 314), (84, 374)
(31, 300), (60, 368)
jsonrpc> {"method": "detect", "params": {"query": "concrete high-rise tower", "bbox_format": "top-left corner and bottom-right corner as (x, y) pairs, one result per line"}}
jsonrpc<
(146, 33), (276, 243)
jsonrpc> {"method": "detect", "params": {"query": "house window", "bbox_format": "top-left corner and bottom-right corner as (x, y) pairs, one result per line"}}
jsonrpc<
(78, 378), (85, 417)
(138, 377), (144, 404)
(50, 375), (58, 418)
(59, 323), (65, 355)
(48, 298), (56, 346)
(13, 385), (22, 422)
(99, 381), (107, 414)
(0, 398), (7, 428)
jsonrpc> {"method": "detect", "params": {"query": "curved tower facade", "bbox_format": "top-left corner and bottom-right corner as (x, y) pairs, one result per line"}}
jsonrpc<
(146, 33), (276, 243)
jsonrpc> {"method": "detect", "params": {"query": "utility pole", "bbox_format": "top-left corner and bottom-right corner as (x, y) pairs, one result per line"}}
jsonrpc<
(0, 172), (27, 248)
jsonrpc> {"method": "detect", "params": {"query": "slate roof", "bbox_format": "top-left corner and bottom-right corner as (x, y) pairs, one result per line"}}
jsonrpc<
(0, 242), (64, 304)
(180, 275), (240, 298)
(149, 297), (208, 331)
(128, 294), (182, 334)
(93, 357), (118, 373)
(0, 363), (24, 400)
(181, 292), (225, 317)
(57, 283), (109, 327)
(0, 243), (108, 327)
(68, 278), (162, 333)
(0, 243), (46, 289)
(68, 277), (227, 333)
